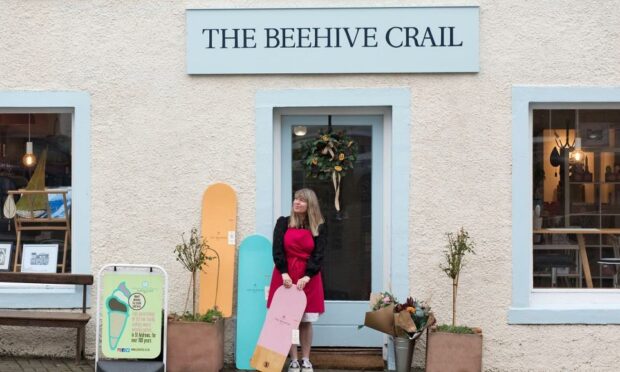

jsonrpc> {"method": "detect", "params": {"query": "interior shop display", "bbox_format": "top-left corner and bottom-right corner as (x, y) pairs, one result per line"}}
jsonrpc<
(534, 108), (620, 288)
(250, 285), (306, 372)
(20, 243), (58, 273)
(301, 115), (358, 211)
(0, 113), (73, 273)
(22, 114), (37, 168)
(15, 149), (47, 218)
(199, 182), (237, 317)
(3, 194), (16, 219)
(235, 234), (273, 370)
(9, 189), (70, 273)
(0, 242), (12, 271)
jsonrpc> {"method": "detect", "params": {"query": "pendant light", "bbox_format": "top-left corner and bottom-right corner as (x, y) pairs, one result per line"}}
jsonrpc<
(293, 125), (307, 136)
(22, 113), (37, 168)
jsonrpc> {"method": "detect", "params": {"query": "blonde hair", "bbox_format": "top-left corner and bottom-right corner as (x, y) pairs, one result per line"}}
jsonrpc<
(289, 188), (324, 236)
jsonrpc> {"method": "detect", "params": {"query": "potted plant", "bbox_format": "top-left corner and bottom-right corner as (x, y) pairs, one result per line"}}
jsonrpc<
(167, 227), (224, 372)
(426, 227), (483, 372)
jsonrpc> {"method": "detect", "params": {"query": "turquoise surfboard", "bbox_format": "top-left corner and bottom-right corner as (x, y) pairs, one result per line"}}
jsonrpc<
(235, 234), (274, 370)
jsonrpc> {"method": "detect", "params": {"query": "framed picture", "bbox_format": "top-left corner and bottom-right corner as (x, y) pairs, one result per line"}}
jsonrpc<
(21, 244), (58, 273)
(580, 122), (610, 147)
(0, 243), (12, 271)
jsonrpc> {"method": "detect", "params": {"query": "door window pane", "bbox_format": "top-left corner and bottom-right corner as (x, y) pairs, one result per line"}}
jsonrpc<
(292, 124), (371, 300)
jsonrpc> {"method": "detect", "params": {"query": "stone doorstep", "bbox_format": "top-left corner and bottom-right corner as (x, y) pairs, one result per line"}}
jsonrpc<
(307, 347), (385, 370)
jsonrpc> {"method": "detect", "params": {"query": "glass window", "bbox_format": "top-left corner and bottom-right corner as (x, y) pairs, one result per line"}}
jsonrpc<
(533, 109), (620, 289)
(291, 125), (372, 300)
(0, 113), (72, 273)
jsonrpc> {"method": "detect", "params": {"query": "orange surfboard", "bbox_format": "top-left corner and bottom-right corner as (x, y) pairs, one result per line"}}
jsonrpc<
(199, 183), (237, 317)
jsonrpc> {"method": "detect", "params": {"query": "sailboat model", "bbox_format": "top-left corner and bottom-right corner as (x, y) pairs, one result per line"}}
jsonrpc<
(15, 149), (48, 218)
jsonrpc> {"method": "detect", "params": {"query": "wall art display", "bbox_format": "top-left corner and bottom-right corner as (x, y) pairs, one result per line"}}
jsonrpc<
(21, 244), (58, 273)
(580, 122), (609, 147)
(0, 243), (12, 271)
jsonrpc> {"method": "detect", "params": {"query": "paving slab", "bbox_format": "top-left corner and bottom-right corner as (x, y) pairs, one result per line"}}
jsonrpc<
(0, 356), (423, 371)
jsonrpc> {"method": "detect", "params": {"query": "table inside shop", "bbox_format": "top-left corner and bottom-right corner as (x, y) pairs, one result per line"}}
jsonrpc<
(533, 228), (620, 288)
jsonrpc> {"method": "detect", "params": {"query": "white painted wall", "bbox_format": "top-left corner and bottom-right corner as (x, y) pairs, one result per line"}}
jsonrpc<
(1, 1), (619, 370)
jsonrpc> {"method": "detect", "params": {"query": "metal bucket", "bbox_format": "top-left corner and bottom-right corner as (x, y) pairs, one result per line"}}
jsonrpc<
(393, 336), (415, 372)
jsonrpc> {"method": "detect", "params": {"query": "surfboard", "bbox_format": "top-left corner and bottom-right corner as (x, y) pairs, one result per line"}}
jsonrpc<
(235, 234), (274, 370)
(199, 183), (237, 317)
(250, 286), (307, 372)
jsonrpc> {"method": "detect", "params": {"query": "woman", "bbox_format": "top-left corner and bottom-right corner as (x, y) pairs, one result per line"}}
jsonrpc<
(266, 188), (327, 372)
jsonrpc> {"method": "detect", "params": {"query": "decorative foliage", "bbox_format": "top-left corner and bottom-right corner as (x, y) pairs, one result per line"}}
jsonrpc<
(439, 227), (476, 327)
(174, 227), (215, 320)
(371, 291), (397, 311)
(436, 324), (474, 334)
(170, 307), (223, 324)
(394, 297), (433, 330)
(301, 129), (358, 211)
(301, 130), (358, 180)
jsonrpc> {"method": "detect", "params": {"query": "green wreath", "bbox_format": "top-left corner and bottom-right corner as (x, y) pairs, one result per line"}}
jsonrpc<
(301, 130), (358, 211)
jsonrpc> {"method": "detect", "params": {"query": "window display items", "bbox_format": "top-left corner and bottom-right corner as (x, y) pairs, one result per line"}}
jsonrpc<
(15, 149), (47, 218)
(0, 243), (12, 271)
(21, 244), (58, 273)
(22, 114), (37, 168)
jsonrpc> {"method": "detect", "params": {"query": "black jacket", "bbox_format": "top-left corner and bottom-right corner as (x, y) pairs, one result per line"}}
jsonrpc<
(272, 216), (327, 278)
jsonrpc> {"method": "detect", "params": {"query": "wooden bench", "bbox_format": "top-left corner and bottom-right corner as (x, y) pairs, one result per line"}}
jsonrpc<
(0, 272), (93, 363)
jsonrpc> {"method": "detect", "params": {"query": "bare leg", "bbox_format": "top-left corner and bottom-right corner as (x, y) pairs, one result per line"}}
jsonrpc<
(290, 344), (298, 361)
(300, 322), (313, 359)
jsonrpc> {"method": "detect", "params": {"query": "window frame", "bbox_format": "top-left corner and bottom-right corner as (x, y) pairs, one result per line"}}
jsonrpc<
(510, 86), (620, 324)
(0, 91), (91, 308)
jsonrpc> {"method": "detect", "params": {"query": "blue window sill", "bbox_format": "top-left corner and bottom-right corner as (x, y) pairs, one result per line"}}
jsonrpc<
(509, 307), (620, 324)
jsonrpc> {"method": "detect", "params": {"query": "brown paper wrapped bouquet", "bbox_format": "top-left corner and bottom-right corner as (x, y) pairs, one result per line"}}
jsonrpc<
(363, 292), (435, 339)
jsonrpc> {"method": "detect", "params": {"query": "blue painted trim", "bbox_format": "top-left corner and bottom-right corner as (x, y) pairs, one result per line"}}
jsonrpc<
(0, 91), (91, 308)
(508, 307), (620, 324)
(255, 88), (410, 300)
(511, 86), (620, 323)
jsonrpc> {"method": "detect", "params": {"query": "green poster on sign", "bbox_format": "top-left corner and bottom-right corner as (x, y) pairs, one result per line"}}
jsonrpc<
(101, 273), (163, 359)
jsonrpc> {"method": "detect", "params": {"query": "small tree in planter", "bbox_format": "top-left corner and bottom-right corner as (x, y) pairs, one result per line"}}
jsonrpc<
(168, 227), (224, 372)
(440, 227), (476, 328)
(426, 227), (482, 372)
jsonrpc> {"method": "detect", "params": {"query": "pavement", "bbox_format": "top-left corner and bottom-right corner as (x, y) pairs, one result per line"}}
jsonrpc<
(0, 356), (413, 372)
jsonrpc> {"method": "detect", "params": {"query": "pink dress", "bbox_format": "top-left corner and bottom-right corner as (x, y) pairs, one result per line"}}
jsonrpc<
(267, 228), (325, 313)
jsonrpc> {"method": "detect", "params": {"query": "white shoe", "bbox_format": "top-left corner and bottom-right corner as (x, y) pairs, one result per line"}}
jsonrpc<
(288, 359), (300, 372)
(301, 359), (313, 372)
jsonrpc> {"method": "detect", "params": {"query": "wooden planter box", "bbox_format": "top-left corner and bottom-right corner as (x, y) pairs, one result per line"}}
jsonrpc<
(167, 318), (224, 372)
(426, 331), (482, 372)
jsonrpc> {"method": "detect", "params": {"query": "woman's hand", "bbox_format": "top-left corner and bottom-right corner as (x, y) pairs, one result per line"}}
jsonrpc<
(282, 273), (293, 288)
(297, 276), (310, 290)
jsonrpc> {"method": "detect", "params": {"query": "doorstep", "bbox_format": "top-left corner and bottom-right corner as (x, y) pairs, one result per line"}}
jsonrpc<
(307, 347), (385, 370)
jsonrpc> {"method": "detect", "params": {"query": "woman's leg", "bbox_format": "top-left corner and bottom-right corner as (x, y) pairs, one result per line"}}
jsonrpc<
(300, 322), (313, 359)
(290, 344), (298, 360)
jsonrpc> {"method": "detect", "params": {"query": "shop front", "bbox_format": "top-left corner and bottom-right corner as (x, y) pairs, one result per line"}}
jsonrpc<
(1, 2), (619, 371)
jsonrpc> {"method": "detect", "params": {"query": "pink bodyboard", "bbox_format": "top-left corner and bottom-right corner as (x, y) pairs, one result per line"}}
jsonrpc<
(250, 285), (307, 372)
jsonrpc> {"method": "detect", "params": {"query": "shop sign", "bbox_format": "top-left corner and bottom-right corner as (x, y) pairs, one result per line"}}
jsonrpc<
(101, 273), (163, 359)
(187, 7), (479, 74)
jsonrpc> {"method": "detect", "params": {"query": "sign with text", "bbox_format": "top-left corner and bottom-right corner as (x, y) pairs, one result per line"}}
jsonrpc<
(187, 7), (479, 74)
(101, 273), (163, 359)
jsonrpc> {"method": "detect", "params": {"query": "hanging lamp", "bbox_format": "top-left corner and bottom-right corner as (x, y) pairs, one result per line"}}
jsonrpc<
(22, 113), (37, 168)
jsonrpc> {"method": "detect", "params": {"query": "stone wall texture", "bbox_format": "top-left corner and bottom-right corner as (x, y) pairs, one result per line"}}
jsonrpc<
(1, 1), (620, 371)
